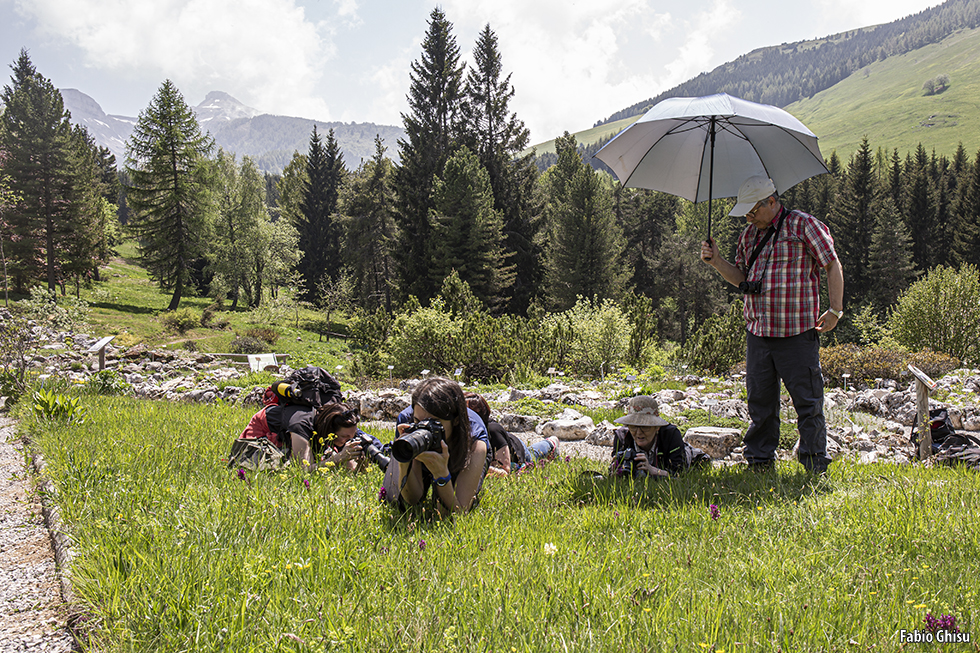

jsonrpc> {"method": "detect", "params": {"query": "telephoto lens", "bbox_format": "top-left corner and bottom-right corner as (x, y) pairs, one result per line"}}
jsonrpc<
(355, 434), (390, 471)
(391, 418), (445, 463)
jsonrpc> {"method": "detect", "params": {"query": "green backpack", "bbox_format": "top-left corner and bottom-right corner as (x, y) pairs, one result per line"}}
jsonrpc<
(228, 436), (287, 471)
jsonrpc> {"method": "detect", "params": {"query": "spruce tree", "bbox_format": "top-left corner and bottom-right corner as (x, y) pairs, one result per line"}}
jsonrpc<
(429, 147), (514, 311)
(0, 50), (75, 293)
(541, 133), (625, 310)
(951, 149), (980, 267)
(867, 194), (915, 313)
(831, 137), (877, 304)
(902, 144), (936, 272)
(341, 137), (396, 311)
(296, 126), (346, 300)
(125, 79), (214, 311)
(461, 24), (539, 312)
(392, 7), (465, 303)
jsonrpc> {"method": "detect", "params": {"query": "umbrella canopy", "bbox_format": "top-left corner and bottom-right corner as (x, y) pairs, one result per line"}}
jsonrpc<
(594, 93), (828, 238)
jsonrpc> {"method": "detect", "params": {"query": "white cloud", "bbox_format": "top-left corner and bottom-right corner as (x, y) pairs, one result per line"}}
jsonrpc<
(662, 0), (741, 87)
(443, 0), (677, 142)
(813, 0), (941, 32)
(14, 0), (336, 118)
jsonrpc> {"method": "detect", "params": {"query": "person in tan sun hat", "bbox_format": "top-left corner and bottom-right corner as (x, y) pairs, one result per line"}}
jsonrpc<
(609, 395), (709, 479)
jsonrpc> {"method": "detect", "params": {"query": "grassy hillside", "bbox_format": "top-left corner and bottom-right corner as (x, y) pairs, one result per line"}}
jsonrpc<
(787, 25), (980, 162)
(523, 115), (638, 158)
(528, 25), (980, 167)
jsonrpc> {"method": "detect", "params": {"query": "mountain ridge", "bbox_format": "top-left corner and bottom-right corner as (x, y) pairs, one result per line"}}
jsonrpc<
(61, 88), (405, 173)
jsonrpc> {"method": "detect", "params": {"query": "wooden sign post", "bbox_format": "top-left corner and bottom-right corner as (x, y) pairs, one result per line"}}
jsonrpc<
(908, 364), (937, 461)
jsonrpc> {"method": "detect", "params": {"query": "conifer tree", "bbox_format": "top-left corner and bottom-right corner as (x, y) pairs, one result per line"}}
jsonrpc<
(902, 144), (936, 272)
(429, 147), (514, 310)
(867, 194), (915, 312)
(951, 149), (980, 268)
(0, 50), (75, 293)
(831, 137), (877, 304)
(461, 24), (539, 312)
(342, 137), (396, 311)
(541, 133), (625, 310)
(61, 125), (108, 296)
(393, 7), (465, 303)
(125, 79), (214, 311)
(296, 126), (346, 300)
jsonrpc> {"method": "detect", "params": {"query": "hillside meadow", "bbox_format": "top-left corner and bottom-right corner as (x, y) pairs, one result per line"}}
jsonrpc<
(21, 396), (978, 652)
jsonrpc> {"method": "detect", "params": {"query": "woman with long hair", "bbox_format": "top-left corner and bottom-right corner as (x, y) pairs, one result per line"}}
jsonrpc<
(384, 377), (490, 514)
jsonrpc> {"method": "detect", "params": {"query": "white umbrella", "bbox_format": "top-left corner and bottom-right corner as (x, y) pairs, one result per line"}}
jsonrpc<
(594, 93), (828, 240)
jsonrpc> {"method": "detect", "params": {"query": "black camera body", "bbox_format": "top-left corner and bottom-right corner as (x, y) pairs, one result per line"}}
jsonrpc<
(613, 447), (648, 478)
(738, 280), (763, 294)
(352, 433), (390, 471)
(391, 418), (445, 463)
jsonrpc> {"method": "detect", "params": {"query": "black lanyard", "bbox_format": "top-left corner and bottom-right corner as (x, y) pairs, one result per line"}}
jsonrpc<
(745, 207), (787, 273)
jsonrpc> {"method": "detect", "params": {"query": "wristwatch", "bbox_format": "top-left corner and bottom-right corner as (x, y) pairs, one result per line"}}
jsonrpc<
(828, 307), (843, 319)
(434, 474), (452, 487)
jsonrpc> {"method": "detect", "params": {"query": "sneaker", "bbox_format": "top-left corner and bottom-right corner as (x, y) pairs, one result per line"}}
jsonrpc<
(544, 436), (560, 461)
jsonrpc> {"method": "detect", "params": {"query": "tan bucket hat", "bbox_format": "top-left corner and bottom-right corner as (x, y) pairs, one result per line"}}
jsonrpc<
(614, 395), (669, 427)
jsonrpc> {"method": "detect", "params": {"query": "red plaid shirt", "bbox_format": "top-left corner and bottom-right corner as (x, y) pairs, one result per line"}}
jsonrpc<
(735, 207), (838, 338)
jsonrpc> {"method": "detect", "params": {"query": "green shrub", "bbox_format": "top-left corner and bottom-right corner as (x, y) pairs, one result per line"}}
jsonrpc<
(229, 336), (266, 354)
(888, 264), (980, 365)
(680, 299), (746, 374)
(820, 344), (959, 388)
(22, 287), (89, 332)
(161, 308), (199, 335)
(545, 296), (630, 377)
(86, 370), (130, 396)
(246, 328), (280, 345)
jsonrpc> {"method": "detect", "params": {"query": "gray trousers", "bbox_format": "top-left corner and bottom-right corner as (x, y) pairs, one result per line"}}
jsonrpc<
(744, 329), (831, 471)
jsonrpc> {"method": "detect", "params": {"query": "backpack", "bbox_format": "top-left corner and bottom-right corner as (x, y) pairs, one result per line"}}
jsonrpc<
(227, 405), (290, 470)
(911, 408), (958, 453)
(272, 366), (342, 409)
(228, 436), (287, 471)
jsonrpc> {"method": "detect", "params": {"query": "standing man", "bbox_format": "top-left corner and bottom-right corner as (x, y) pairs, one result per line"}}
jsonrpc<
(700, 176), (844, 473)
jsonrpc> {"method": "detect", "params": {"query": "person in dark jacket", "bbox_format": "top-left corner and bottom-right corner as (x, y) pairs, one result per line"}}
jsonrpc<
(610, 395), (708, 479)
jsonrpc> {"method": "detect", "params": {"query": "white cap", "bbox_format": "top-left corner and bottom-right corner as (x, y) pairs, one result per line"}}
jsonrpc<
(729, 176), (776, 216)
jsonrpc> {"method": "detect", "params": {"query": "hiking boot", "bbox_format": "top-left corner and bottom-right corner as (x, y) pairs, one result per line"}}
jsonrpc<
(745, 460), (775, 473)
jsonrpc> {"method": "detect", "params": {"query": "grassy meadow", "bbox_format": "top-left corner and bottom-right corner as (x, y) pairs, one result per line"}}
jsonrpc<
(61, 240), (351, 371)
(23, 396), (979, 652)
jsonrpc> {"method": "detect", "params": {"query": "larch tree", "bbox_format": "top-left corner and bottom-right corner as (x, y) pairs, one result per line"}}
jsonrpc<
(125, 79), (214, 311)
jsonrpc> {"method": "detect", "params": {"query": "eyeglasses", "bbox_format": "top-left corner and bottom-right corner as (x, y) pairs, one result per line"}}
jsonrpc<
(745, 197), (770, 218)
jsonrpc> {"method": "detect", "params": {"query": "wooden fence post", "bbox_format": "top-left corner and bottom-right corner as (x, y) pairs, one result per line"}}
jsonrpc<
(908, 364), (937, 461)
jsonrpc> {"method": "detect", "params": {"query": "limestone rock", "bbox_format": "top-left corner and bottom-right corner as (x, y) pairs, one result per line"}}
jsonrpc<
(683, 426), (740, 459)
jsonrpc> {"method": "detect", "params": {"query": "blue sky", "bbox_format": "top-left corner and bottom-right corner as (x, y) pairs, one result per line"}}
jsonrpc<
(0, 0), (944, 145)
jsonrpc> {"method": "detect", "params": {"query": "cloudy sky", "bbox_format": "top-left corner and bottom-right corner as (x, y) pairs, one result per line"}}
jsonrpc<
(0, 0), (943, 145)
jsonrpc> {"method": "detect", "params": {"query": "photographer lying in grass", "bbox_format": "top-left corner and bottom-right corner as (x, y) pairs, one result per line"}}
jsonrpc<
(383, 377), (490, 515)
(610, 395), (710, 479)
(464, 392), (559, 477)
(313, 402), (387, 472)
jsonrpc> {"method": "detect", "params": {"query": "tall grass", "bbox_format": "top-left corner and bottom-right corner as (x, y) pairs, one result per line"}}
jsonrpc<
(26, 397), (978, 652)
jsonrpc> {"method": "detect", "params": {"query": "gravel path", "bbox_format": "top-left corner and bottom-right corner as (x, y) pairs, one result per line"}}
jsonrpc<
(0, 417), (75, 653)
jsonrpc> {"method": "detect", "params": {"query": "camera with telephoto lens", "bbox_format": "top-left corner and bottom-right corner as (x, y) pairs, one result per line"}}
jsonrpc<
(352, 433), (390, 472)
(613, 447), (648, 478)
(738, 280), (763, 294)
(391, 418), (445, 463)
